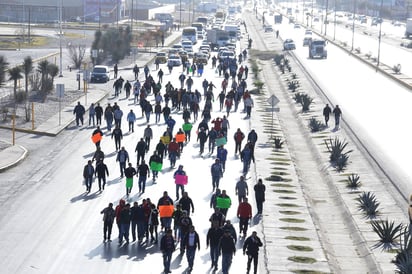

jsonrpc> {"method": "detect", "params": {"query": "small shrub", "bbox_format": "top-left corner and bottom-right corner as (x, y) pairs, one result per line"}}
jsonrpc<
(291, 73), (298, 80)
(287, 65), (292, 72)
(274, 136), (284, 149)
(371, 219), (402, 250)
(288, 80), (299, 92)
(393, 64), (401, 74)
(346, 173), (361, 189)
(365, 52), (372, 59)
(324, 137), (353, 163)
(341, 41), (348, 47)
(300, 94), (313, 112)
(253, 80), (264, 92)
(283, 58), (289, 66)
(308, 117), (324, 132)
(355, 47), (361, 54)
(393, 226), (412, 273)
(1, 106), (8, 121)
(293, 92), (303, 103)
(335, 154), (350, 172)
(357, 191), (380, 218)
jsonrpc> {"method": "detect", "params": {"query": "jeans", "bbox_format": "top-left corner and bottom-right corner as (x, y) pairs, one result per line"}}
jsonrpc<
(145, 112), (151, 123)
(155, 113), (161, 123)
(221, 253), (233, 274)
(169, 152), (177, 167)
(210, 245), (220, 267)
(106, 118), (113, 131)
(114, 138), (121, 151)
(239, 217), (249, 234)
(119, 162), (126, 177)
(84, 176), (93, 191)
(176, 184), (185, 200)
(119, 222), (130, 242)
(97, 175), (106, 190)
(128, 121), (134, 132)
(138, 176), (147, 192)
(186, 246), (196, 268)
(247, 253), (259, 274)
(163, 250), (173, 272)
(212, 175), (221, 189)
(103, 221), (113, 240)
(256, 199), (263, 214)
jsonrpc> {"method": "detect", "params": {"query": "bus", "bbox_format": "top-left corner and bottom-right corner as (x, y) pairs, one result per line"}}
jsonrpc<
(182, 27), (197, 44)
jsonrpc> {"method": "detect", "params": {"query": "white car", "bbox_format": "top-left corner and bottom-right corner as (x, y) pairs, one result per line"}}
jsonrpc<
(283, 39), (296, 50)
(167, 55), (182, 67)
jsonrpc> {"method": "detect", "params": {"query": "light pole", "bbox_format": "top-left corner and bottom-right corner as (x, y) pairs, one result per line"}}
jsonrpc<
(131, 0), (133, 34)
(333, 0), (337, 40)
(179, 0), (182, 28)
(311, 0), (314, 27)
(98, 0), (101, 31)
(376, 0), (384, 69)
(351, 0), (356, 51)
(324, 0), (329, 36)
(59, 0), (63, 77)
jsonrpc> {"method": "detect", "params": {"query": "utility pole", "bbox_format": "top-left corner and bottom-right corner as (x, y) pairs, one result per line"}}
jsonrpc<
(59, 0), (63, 77)
(324, 0), (329, 35)
(376, 0), (384, 69)
(351, 0), (356, 51)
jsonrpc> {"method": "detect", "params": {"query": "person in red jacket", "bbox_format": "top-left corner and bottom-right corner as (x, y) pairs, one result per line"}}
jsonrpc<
(115, 199), (126, 240)
(237, 197), (252, 237)
(168, 138), (180, 168)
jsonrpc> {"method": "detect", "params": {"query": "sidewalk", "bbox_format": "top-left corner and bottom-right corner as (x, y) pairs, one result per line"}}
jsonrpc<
(0, 30), (181, 172)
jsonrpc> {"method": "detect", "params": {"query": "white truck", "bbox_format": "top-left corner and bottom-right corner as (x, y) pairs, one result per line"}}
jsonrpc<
(223, 24), (240, 41)
(206, 29), (230, 50)
(309, 39), (327, 59)
(405, 18), (412, 38)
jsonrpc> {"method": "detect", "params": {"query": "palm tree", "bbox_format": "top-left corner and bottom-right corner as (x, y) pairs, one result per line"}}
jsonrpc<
(47, 63), (59, 84)
(23, 56), (33, 96)
(8, 66), (23, 100)
(0, 55), (9, 87)
(22, 56), (33, 121)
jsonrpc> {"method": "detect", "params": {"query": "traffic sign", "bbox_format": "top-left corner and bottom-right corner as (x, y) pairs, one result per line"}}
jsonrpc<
(267, 95), (279, 106)
(56, 84), (64, 97)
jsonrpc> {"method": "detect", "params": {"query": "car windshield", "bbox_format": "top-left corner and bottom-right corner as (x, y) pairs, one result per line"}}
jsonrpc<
(93, 68), (107, 73)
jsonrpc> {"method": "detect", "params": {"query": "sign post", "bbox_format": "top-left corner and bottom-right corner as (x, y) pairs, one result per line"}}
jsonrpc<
(266, 95), (280, 139)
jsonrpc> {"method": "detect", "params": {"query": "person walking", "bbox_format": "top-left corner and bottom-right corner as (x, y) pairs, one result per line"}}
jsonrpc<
(124, 80), (132, 98)
(95, 103), (103, 126)
(83, 160), (94, 192)
(323, 104), (332, 127)
(217, 145), (228, 171)
(333, 105), (342, 129)
(207, 220), (224, 270)
(127, 109), (136, 132)
(254, 178), (266, 215)
(243, 231), (263, 274)
(211, 158), (224, 191)
(92, 126), (103, 148)
(73, 101), (85, 126)
(237, 197), (252, 237)
(182, 225), (200, 272)
(100, 202), (115, 242)
(104, 104), (114, 131)
(113, 107), (123, 129)
(95, 160), (109, 191)
(124, 163), (137, 196)
(137, 160), (150, 193)
(130, 201), (145, 242)
(144, 125), (153, 152)
(160, 229), (176, 274)
(244, 96), (254, 118)
(111, 125), (123, 151)
(234, 128), (245, 155)
(148, 203), (160, 243)
(118, 203), (131, 245)
(235, 176), (249, 203)
(216, 190), (231, 217)
(116, 146), (129, 178)
(92, 146), (105, 166)
(88, 103), (96, 126)
(178, 192), (195, 216)
(113, 63), (118, 78)
(149, 150), (162, 183)
(168, 138), (180, 168)
(174, 165), (187, 200)
(133, 64), (140, 80)
(218, 229), (236, 274)
(197, 127), (208, 155)
(135, 138), (147, 165)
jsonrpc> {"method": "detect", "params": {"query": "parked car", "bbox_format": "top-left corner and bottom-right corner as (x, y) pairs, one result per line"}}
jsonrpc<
(264, 24), (274, 32)
(283, 39), (296, 50)
(90, 65), (110, 83)
(155, 52), (167, 64)
(167, 55), (182, 67)
(193, 53), (209, 64)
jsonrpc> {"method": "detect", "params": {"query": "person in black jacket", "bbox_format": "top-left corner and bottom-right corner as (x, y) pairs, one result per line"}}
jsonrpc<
(218, 230), (236, 274)
(197, 127), (208, 155)
(83, 160), (94, 192)
(178, 192), (195, 216)
(254, 178), (266, 215)
(243, 231), (263, 274)
(207, 221), (224, 271)
(135, 138), (147, 165)
(94, 103), (103, 126)
(160, 229), (175, 273)
(182, 225), (200, 272)
(73, 101), (85, 126)
(100, 202), (115, 242)
(95, 160), (109, 191)
(137, 160), (150, 193)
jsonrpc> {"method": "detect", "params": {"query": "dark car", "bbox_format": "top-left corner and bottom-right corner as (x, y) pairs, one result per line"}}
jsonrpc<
(90, 65), (110, 83)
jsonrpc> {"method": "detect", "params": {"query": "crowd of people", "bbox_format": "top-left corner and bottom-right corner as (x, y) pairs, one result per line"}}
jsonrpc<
(77, 37), (268, 273)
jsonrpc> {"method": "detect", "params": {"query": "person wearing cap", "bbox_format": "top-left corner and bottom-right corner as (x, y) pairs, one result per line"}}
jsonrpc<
(243, 231), (263, 274)
(174, 165), (187, 200)
(211, 159), (224, 191)
(218, 228), (236, 274)
(160, 229), (175, 274)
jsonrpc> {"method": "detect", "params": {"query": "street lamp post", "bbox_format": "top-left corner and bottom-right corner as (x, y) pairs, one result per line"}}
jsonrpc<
(131, 0), (133, 34)
(333, 0), (337, 40)
(324, 0), (329, 36)
(351, 0), (356, 51)
(179, 0), (182, 28)
(59, 0), (63, 77)
(376, 0), (384, 69)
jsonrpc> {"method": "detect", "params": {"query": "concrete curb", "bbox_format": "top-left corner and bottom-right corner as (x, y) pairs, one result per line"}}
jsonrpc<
(0, 144), (28, 172)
